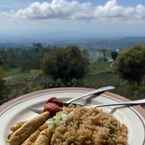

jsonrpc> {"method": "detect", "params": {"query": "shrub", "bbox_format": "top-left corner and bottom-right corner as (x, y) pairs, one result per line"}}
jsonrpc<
(42, 46), (89, 83)
(0, 69), (5, 103)
(111, 50), (118, 61)
(116, 44), (145, 84)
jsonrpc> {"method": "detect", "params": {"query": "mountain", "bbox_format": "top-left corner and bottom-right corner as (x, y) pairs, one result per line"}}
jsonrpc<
(0, 36), (145, 50)
(54, 36), (145, 50)
(0, 43), (31, 48)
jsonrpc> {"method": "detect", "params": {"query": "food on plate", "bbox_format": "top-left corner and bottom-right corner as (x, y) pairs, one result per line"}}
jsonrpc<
(8, 122), (26, 140)
(33, 128), (53, 145)
(46, 97), (64, 107)
(22, 123), (49, 145)
(39, 123), (49, 131)
(43, 97), (63, 116)
(10, 121), (26, 132)
(8, 112), (49, 145)
(22, 130), (40, 145)
(8, 104), (128, 145)
(51, 107), (127, 145)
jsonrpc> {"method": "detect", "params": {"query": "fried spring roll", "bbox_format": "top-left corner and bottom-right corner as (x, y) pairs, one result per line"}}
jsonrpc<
(11, 122), (26, 132)
(22, 130), (40, 145)
(33, 128), (53, 145)
(8, 122), (26, 140)
(39, 123), (48, 131)
(22, 123), (48, 145)
(9, 112), (49, 145)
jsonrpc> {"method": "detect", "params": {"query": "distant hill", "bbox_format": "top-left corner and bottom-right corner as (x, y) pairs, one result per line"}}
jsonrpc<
(0, 36), (145, 50)
(54, 36), (145, 50)
(0, 43), (31, 48)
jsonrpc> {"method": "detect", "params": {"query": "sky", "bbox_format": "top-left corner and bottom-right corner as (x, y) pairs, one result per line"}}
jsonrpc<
(0, 0), (145, 43)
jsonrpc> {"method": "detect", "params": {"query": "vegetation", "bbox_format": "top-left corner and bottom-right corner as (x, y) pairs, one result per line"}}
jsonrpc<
(116, 44), (145, 84)
(42, 46), (89, 83)
(0, 43), (145, 104)
(111, 50), (118, 61)
(0, 73), (4, 94)
(0, 68), (5, 103)
(0, 46), (49, 71)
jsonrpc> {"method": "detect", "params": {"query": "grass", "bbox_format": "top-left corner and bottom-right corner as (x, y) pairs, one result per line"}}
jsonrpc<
(2, 68), (20, 77)
(82, 61), (145, 100)
(88, 61), (112, 74)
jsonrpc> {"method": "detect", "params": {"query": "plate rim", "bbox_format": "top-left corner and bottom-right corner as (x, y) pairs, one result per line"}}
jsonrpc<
(1, 87), (145, 117)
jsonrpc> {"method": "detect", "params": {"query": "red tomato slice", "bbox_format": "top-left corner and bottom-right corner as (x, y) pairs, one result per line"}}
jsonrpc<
(44, 102), (62, 116)
(47, 97), (64, 107)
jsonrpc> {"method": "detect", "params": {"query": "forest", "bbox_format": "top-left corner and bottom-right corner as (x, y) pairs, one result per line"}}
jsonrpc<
(0, 43), (145, 104)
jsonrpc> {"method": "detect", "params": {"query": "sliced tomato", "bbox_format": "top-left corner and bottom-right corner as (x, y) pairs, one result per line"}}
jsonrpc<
(47, 97), (64, 107)
(43, 102), (62, 116)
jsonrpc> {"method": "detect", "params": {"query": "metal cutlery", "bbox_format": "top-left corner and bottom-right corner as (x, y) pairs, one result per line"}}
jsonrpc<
(65, 86), (115, 104)
(94, 98), (145, 107)
(30, 86), (115, 114)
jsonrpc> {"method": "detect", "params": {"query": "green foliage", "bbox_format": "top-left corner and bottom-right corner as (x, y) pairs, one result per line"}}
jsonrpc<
(111, 50), (118, 60)
(0, 77), (4, 94)
(0, 68), (5, 101)
(5, 70), (44, 98)
(1, 43), (145, 104)
(42, 46), (89, 83)
(33, 43), (43, 49)
(116, 44), (145, 84)
(0, 46), (50, 71)
(97, 49), (108, 61)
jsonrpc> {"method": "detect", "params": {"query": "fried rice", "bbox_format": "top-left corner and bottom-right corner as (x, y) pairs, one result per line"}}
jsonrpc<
(50, 107), (127, 145)
(8, 107), (128, 145)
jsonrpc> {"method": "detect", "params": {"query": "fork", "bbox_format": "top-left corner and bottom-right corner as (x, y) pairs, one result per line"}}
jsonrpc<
(30, 86), (115, 114)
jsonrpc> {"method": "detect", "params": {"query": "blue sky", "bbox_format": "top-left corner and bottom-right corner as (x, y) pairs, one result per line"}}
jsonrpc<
(0, 0), (145, 8)
(0, 0), (145, 43)
(0, 0), (117, 10)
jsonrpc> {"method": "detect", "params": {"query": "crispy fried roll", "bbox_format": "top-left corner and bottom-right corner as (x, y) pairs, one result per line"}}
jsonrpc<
(11, 122), (26, 132)
(22, 130), (40, 145)
(22, 123), (48, 145)
(33, 128), (53, 145)
(9, 112), (49, 145)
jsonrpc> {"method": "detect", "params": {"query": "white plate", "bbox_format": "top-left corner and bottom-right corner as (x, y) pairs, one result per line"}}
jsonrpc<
(0, 87), (145, 145)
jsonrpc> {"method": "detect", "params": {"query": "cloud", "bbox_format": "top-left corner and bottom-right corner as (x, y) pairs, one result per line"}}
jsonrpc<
(6, 0), (145, 21)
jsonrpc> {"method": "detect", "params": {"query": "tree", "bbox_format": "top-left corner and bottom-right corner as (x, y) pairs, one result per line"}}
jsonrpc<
(111, 50), (118, 61)
(97, 49), (108, 61)
(0, 69), (5, 103)
(42, 46), (89, 83)
(0, 57), (5, 101)
(33, 43), (43, 49)
(116, 44), (145, 84)
(102, 49), (107, 61)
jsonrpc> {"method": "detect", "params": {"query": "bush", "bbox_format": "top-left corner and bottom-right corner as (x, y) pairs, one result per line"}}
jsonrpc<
(116, 44), (145, 84)
(42, 46), (89, 83)
(0, 77), (4, 94)
(0, 69), (5, 103)
(111, 50), (118, 61)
